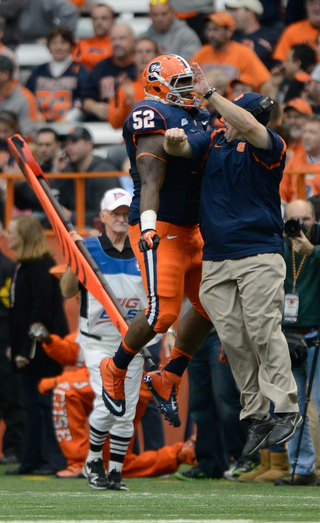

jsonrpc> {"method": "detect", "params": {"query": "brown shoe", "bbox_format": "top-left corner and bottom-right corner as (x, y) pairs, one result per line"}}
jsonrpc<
(238, 449), (270, 483)
(255, 451), (289, 483)
(274, 473), (317, 486)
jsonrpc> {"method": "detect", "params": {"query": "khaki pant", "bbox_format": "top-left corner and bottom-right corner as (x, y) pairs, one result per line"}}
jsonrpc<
(200, 253), (298, 420)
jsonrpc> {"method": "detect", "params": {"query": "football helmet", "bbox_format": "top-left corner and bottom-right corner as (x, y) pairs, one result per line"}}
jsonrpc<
(142, 54), (203, 108)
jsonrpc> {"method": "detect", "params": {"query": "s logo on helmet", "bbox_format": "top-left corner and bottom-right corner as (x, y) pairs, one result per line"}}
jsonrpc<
(147, 61), (161, 82)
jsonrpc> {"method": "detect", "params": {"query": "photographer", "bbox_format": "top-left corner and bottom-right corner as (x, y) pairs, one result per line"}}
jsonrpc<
(276, 199), (320, 486)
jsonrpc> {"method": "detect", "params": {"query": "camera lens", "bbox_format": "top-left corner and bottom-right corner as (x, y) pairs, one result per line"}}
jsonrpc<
(284, 218), (301, 237)
(284, 218), (307, 237)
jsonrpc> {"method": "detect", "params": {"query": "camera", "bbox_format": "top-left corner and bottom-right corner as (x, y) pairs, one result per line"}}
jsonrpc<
(284, 218), (320, 245)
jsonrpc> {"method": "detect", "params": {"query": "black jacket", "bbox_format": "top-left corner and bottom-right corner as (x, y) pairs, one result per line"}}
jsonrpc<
(9, 256), (69, 378)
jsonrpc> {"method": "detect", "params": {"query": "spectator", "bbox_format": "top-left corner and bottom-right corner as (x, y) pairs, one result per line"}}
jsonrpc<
(280, 115), (320, 204)
(82, 24), (137, 122)
(273, 0), (320, 63)
(170, 0), (215, 44)
(26, 27), (90, 123)
(0, 111), (20, 173)
(14, 127), (67, 217)
(0, 17), (19, 80)
(306, 63), (320, 112)
(18, 0), (79, 43)
(190, 11), (271, 94)
(270, 44), (317, 106)
(140, 0), (201, 62)
(0, 56), (39, 141)
(225, 0), (280, 70)
(0, 0), (26, 49)
(282, 98), (313, 159)
(5, 215), (69, 475)
(108, 38), (159, 129)
(275, 199), (320, 486)
(0, 223), (26, 465)
(73, 3), (115, 70)
(56, 126), (121, 227)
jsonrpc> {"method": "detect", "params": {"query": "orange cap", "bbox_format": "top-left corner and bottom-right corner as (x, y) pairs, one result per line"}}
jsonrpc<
(205, 11), (236, 31)
(283, 97), (313, 116)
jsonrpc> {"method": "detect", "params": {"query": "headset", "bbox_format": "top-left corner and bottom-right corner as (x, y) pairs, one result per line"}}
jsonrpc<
(250, 96), (275, 118)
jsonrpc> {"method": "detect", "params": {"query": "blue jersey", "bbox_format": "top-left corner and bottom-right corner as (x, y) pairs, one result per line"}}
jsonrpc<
(189, 127), (286, 261)
(123, 100), (209, 226)
(82, 57), (137, 102)
(26, 60), (90, 122)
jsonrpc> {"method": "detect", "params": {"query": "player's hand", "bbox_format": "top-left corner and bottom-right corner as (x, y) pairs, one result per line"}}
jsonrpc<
(191, 62), (210, 96)
(138, 229), (160, 252)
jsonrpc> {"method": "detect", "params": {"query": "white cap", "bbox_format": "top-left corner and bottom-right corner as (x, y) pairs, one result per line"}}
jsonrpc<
(100, 188), (132, 211)
(225, 0), (264, 16)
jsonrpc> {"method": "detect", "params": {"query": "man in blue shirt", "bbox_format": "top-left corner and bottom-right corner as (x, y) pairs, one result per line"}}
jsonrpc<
(163, 62), (301, 459)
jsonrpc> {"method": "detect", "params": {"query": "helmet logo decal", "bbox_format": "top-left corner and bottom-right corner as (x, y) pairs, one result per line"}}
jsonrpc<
(147, 61), (161, 82)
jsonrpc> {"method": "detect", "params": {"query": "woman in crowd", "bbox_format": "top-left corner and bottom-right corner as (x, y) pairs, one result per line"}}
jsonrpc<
(5, 215), (69, 475)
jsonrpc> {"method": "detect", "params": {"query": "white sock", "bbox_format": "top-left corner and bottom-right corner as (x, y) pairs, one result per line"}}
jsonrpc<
(108, 460), (123, 473)
(87, 450), (103, 463)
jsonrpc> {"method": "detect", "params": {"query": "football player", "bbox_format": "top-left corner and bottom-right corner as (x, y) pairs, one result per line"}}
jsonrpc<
(99, 54), (213, 428)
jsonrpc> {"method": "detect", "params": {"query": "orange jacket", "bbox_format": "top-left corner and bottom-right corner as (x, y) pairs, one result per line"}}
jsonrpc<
(280, 149), (320, 203)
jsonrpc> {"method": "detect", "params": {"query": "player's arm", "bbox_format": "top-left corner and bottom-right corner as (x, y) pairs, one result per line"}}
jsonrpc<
(164, 128), (193, 158)
(136, 133), (167, 252)
(192, 62), (270, 150)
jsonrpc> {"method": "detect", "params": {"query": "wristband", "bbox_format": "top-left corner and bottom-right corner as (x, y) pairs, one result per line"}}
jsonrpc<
(167, 327), (177, 337)
(204, 87), (216, 100)
(141, 210), (157, 231)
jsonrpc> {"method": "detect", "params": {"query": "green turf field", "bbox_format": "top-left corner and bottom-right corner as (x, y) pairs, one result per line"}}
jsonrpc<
(1, 465), (320, 522)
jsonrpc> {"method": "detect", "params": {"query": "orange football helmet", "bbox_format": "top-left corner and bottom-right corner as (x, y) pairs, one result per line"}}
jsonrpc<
(142, 54), (203, 108)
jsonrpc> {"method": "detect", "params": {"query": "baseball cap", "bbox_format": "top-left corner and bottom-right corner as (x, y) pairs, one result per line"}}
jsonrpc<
(230, 74), (255, 88)
(205, 12), (236, 31)
(66, 126), (92, 142)
(232, 92), (274, 125)
(225, 0), (264, 15)
(311, 63), (320, 82)
(100, 188), (132, 211)
(283, 98), (313, 116)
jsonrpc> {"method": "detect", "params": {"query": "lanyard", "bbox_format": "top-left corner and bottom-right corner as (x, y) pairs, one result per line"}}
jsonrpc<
(292, 249), (306, 291)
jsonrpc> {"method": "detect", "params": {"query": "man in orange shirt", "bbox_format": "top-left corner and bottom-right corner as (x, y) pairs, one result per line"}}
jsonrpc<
(280, 115), (320, 205)
(273, 0), (320, 63)
(283, 98), (313, 158)
(108, 38), (159, 130)
(73, 4), (114, 70)
(190, 11), (271, 94)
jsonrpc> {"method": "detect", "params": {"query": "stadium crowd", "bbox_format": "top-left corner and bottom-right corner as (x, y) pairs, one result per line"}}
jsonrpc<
(1, 0), (320, 490)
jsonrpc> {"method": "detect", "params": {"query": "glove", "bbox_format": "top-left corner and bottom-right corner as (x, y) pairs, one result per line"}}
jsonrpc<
(138, 229), (160, 252)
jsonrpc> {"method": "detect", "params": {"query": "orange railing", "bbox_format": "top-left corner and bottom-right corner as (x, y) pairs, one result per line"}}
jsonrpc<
(3, 171), (129, 235)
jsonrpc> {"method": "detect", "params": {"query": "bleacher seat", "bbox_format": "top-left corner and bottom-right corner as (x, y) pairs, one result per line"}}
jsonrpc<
(16, 44), (52, 68)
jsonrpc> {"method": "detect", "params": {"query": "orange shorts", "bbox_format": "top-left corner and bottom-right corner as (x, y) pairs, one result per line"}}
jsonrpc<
(129, 222), (209, 333)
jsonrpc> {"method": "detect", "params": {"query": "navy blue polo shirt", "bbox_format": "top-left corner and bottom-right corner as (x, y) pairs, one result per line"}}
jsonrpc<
(188, 127), (286, 261)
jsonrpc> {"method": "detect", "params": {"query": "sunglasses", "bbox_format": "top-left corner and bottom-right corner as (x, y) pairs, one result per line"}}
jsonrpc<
(150, 0), (169, 5)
